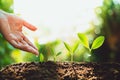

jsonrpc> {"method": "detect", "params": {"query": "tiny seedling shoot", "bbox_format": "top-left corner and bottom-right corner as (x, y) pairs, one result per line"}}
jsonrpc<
(54, 52), (61, 62)
(64, 41), (79, 62)
(78, 33), (105, 60)
(51, 48), (62, 62)
(39, 49), (61, 62)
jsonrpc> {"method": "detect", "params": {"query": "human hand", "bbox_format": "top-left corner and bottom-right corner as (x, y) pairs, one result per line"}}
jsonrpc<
(0, 10), (39, 55)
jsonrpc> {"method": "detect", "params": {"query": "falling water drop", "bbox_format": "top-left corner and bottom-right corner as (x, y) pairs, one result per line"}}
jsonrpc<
(36, 55), (38, 57)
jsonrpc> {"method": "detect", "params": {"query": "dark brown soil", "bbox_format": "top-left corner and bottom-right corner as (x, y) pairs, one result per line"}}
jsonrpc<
(0, 61), (120, 80)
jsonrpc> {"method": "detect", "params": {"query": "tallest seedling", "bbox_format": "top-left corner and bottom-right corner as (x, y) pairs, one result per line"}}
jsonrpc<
(78, 33), (105, 55)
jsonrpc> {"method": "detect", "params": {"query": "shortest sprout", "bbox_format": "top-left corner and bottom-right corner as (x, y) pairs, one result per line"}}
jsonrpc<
(53, 52), (62, 62)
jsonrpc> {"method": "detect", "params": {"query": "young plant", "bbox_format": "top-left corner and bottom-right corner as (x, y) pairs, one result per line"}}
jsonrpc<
(78, 33), (105, 59)
(51, 48), (62, 62)
(64, 41), (79, 61)
(54, 52), (61, 62)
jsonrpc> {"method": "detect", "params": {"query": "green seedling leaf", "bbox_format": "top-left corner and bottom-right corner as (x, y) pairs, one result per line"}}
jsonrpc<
(91, 36), (105, 50)
(56, 52), (62, 56)
(39, 53), (44, 62)
(63, 42), (71, 52)
(78, 33), (89, 49)
(72, 41), (79, 53)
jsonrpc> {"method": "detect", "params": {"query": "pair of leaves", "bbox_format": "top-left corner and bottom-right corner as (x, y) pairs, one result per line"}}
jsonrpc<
(63, 41), (79, 53)
(78, 33), (105, 50)
(51, 48), (62, 57)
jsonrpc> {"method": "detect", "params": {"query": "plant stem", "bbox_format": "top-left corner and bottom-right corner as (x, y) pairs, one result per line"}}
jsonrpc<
(89, 51), (92, 62)
(54, 56), (56, 62)
(71, 53), (73, 62)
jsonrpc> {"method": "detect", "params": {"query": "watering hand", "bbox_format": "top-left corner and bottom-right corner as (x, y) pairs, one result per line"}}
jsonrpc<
(0, 10), (39, 55)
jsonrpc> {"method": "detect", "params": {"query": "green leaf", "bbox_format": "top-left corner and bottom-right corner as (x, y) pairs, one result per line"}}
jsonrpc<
(39, 53), (44, 62)
(72, 41), (79, 53)
(56, 52), (62, 56)
(63, 42), (71, 52)
(91, 36), (105, 50)
(78, 33), (89, 49)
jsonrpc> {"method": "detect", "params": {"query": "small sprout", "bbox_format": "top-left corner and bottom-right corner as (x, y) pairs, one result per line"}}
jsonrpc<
(64, 41), (79, 61)
(39, 53), (44, 62)
(54, 52), (62, 62)
(51, 48), (62, 62)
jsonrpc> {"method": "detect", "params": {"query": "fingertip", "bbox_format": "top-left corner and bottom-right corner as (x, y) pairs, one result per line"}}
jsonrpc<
(32, 27), (37, 31)
(34, 50), (39, 56)
(34, 46), (38, 50)
(23, 20), (38, 31)
(30, 47), (39, 55)
(29, 25), (37, 31)
(26, 46), (39, 55)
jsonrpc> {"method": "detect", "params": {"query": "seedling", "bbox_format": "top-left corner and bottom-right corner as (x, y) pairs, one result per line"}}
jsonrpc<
(78, 33), (105, 60)
(51, 48), (62, 62)
(39, 53), (44, 62)
(78, 33), (105, 51)
(64, 41), (79, 61)
(54, 52), (61, 62)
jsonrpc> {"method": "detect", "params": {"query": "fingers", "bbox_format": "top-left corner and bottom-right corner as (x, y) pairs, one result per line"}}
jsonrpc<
(23, 35), (38, 50)
(9, 34), (39, 55)
(20, 33), (38, 50)
(10, 40), (19, 48)
(22, 37), (39, 55)
(23, 20), (37, 31)
(20, 40), (39, 55)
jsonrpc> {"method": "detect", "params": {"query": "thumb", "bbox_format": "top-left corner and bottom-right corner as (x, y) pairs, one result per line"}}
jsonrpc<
(23, 20), (37, 31)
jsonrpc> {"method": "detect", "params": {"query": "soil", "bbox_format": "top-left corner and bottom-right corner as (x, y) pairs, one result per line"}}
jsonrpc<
(0, 61), (120, 80)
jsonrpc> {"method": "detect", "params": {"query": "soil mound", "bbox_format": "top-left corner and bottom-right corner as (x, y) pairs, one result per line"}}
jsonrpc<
(0, 61), (120, 80)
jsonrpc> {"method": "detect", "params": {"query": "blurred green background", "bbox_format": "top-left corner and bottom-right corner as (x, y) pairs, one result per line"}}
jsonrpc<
(1, 0), (120, 69)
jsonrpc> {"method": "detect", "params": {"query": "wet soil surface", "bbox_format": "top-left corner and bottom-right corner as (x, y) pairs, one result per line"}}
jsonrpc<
(0, 61), (120, 80)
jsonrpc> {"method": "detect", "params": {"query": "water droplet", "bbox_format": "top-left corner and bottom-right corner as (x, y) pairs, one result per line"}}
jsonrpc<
(36, 55), (38, 57)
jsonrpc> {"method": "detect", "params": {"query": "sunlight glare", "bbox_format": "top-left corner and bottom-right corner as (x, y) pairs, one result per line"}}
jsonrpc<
(14, 0), (103, 43)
